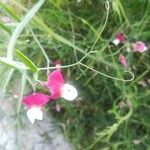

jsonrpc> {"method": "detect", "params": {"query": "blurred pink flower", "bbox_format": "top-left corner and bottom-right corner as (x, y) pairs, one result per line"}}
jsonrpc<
(46, 69), (65, 100)
(22, 63), (78, 123)
(22, 92), (49, 108)
(22, 93), (49, 124)
(132, 41), (148, 53)
(119, 54), (127, 67)
(46, 69), (78, 101)
(113, 33), (125, 45)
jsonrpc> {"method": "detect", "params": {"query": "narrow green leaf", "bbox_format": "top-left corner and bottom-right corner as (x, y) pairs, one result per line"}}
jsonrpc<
(1, 68), (14, 93)
(0, 2), (20, 21)
(15, 49), (38, 72)
(0, 22), (11, 34)
(7, 0), (45, 60)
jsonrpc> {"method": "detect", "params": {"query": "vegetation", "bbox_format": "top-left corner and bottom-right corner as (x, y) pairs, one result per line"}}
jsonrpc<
(0, 0), (150, 149)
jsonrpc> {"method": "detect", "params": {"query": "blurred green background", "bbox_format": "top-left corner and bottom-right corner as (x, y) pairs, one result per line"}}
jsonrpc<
(0, 0), (150, 149)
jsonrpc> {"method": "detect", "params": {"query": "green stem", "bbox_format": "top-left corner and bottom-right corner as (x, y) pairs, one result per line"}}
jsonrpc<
(0, 57), (27, 70)
(17, 70), (27, 115)
(30, 27), (50, 75)
(79, 62), (134, 82)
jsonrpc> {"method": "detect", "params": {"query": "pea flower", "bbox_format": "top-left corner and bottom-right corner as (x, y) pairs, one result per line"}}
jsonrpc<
(113, 33), (125, 45)
(132, 41), (148, 53)
(22, 93), (49, 124)
(22, 65), (78, 124)
(46, 69), (78, 101)
(119, 54), (127, 67)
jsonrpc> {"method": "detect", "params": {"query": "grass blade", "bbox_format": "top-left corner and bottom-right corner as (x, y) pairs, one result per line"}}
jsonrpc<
(0, 22), (11, 34)
(15, 49), (37, 72)
(17, 71), (27, 115)
(1, 68), (14, 93)
(0, 2), (20, 21)
(7, 0), (45, 60)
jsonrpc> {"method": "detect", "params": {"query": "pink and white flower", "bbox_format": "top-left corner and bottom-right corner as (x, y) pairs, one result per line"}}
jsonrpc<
(22, 93), (49, 124)
(46, 69), (78, 101)
(132, 41), (148, 53)
(113, 33), (125, 45)
(119, 54), (127, 67)
(22, 65), (78, 124)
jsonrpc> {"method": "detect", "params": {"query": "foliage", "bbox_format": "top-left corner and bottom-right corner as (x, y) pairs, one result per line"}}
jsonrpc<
(0, 0), (150, 149)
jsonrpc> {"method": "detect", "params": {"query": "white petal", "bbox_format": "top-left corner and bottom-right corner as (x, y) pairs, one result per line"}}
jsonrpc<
(113, 39), (120, 45)
(27, 107), (43, 124)
(34, 109), (43, 120)
(142, 46), (148, 52)
(61, 84), (78, 101)
(27, 109), (35, 124)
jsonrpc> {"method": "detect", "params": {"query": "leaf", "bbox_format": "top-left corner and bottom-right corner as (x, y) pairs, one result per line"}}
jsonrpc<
(0, 22), (11, 34)
(7, 0), (45, 59)
(1, 68), (14, 93)
(0, 2), (20, 21)
(0, 57), (26, 70)
(15, 49), (38, 72)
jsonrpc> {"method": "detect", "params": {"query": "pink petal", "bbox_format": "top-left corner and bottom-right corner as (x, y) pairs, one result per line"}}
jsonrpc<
(132, 41), (148, 53)
(22, 93), (49, 108)
(47, 69), (64, 99)
(119, 54), (127, 67)
(115, 33), (125, 42)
